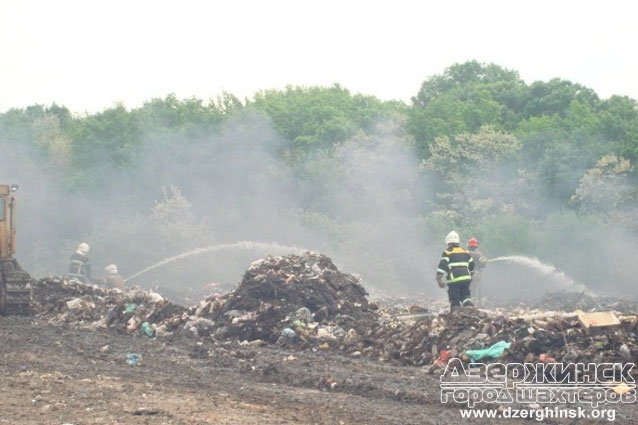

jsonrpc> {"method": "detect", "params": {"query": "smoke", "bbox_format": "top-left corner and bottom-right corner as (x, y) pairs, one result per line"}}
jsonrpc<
(2, 108), (637, 305)
(0, 128), (68, 275)
(296, 119), (435, 293)
(0, 110), (434, 303)
(114, 112), (437, 298)
(96, 110), (324, 295)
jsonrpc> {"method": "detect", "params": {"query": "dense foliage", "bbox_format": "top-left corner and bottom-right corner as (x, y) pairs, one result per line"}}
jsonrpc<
(2, 61), (637, 299)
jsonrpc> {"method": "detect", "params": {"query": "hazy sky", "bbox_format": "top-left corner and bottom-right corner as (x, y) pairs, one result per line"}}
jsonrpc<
(1, 0), (636, 114)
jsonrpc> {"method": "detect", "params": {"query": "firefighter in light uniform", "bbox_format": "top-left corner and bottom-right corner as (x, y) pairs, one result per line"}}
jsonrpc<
(436, 231), (475, 309)
(103, 264), (125, 290)
(467, 237), (488, 306)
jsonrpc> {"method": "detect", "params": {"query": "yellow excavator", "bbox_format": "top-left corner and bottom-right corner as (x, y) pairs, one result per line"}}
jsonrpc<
(0, 184), (33, 315)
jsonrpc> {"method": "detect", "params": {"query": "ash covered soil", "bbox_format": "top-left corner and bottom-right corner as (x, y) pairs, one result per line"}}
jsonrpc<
(1, 252), (637, 424)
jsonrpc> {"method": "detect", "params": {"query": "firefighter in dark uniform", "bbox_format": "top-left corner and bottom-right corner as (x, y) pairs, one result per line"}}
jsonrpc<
(436, 231), (475, 309)
(68, 242), (92, 283)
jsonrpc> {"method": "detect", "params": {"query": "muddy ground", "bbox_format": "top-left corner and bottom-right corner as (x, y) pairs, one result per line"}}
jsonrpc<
(1, 313), (635, 425)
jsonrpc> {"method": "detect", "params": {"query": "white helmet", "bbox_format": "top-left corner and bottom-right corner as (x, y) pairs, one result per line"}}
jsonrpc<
(445, 231), (460, 244)
(76, 242), (90, 256)
(105, 264), (118, 274)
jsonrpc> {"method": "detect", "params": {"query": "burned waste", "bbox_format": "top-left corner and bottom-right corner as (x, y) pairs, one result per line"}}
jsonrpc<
(28, 251), (638, 370)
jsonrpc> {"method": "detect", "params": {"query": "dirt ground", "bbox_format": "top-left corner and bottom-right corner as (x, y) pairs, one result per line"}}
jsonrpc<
(1, 314), (636, 425)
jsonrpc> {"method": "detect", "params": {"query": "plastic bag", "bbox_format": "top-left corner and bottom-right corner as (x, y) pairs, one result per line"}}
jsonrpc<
(465, 340), (511, 362)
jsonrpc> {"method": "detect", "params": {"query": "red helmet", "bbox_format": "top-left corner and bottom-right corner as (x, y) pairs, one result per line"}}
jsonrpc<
(468, 237), (479, 248)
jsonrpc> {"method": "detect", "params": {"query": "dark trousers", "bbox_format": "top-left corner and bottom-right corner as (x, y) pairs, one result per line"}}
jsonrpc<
(447, 281), (472, 308)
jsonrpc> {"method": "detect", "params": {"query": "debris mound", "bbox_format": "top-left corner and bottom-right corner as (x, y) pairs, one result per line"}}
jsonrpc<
(31, 277), (188, 334)
(226, 252), (368, 314)
(199, 252), (375, 342)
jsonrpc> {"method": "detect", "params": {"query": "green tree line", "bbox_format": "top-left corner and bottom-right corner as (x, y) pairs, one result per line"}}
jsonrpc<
(1, 61), (637, 299)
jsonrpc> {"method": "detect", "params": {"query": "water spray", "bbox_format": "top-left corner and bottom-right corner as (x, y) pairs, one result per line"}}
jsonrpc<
(488, 255), (596, 297)
(124, 240), (309, 282)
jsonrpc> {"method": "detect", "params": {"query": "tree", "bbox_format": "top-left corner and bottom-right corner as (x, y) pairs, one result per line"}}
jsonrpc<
(409, 61), (526, 157)
(302, 117), (420, 220)
(571, 155), (637, 223)
(68, 104), (142, 189)
(412, 60), (524, 108)
(0, 105), (67, 181)
(31, 113), (72, 170)
(249, 84), (395, 156)
(421, 126), (522, 221)
(136, 93), (236, 134)
(515, 99), (606, 208)
(522, 79), (599, 119)
(597, 95), (638, 162)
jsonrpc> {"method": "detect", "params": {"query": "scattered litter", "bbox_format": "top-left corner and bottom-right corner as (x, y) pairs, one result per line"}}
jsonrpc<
(578, 311), (621, 329)
(126, 353), (141, 366)
(27, 252), (638, 367)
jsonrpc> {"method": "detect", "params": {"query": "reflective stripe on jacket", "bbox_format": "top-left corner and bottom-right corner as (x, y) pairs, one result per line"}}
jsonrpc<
(437, 245), (474, 284)
(68, 253), (91, 281)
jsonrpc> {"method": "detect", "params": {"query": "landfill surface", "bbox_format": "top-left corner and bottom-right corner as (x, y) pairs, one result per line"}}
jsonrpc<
(1, 252), (637, 424)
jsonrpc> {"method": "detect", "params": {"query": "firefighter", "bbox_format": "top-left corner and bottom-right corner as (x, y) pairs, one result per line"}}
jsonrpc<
(467, 237), (488, 306)
(436, 231), (475, 309)
(67, 242), (92, 283)
(103, 264), (125, 290)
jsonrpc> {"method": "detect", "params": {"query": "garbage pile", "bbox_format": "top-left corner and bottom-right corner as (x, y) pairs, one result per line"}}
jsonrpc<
(32, 277), (188, 335)
(27, 252), (638, 368)
(191, 252), (378, 343)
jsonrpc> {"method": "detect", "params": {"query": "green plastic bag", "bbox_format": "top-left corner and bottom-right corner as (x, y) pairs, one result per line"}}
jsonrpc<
(465, 340), (511, 362)
(141, 321), (154, 337)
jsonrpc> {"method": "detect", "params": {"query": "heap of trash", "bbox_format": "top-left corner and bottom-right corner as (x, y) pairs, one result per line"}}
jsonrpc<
(193, 252), (378, 343)
(29, 252), (638, 368)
